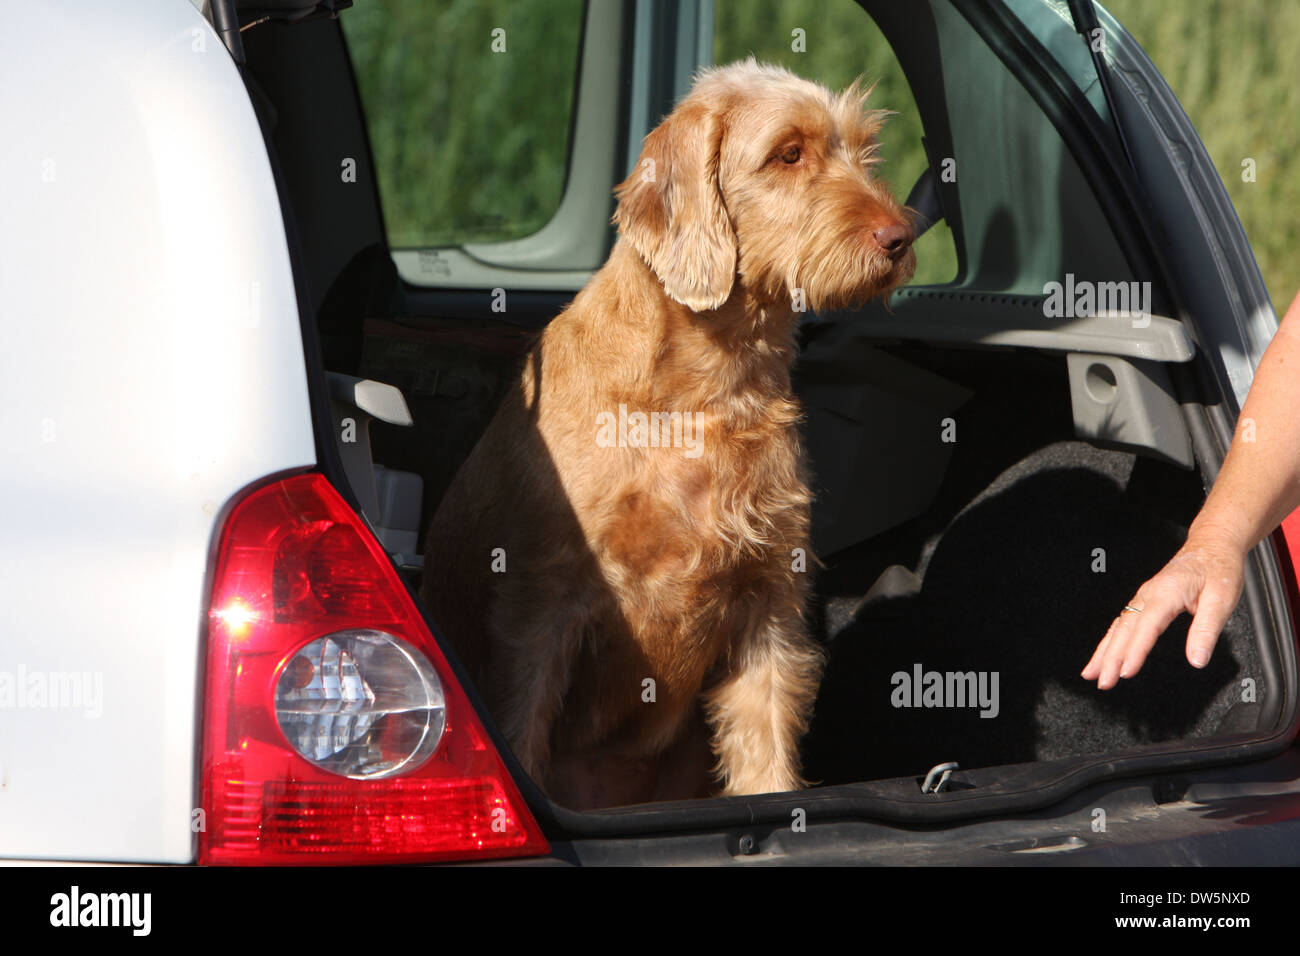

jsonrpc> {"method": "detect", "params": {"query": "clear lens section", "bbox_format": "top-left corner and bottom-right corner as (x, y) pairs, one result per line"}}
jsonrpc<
(274, 629), (446, 779)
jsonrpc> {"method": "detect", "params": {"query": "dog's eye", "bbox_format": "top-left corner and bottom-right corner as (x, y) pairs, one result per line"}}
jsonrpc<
(779, 145), (801, 165)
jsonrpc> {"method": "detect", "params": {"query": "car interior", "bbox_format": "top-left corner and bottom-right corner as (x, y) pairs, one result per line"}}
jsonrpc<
(236, 0), (1285, 815)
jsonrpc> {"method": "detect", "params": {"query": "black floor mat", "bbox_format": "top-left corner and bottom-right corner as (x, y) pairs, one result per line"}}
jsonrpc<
(802, 441), (1259, 785)
(799, 346), (1259, 785)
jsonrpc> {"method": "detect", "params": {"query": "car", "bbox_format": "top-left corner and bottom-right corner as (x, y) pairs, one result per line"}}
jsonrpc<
(1, 0), (1297, 867)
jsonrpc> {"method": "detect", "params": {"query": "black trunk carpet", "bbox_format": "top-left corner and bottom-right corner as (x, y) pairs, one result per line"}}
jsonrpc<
(800, 351), (1260, 786)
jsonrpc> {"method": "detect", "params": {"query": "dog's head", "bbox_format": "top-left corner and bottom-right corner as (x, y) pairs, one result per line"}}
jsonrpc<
(614, 59), (916, 313)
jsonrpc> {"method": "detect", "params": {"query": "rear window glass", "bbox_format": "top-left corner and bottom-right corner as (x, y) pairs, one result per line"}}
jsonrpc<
(342, 0), (585, 249)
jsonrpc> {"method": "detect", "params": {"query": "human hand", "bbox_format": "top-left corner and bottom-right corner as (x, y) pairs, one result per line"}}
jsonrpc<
(1081, 534), (1247, 690)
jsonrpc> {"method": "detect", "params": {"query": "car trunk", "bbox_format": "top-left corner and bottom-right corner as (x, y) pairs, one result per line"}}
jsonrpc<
(797, 342), (1262, 784)
(347, 302), (1289, 821)
(239, 2), (1298, 836)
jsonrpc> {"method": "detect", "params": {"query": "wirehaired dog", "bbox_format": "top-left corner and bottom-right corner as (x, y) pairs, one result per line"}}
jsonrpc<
(422, 60), (915, 809)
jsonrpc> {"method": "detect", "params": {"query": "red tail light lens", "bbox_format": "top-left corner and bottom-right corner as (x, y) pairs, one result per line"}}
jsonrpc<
(1279, 510), (1300, 649)
(200, 473), (549, 864)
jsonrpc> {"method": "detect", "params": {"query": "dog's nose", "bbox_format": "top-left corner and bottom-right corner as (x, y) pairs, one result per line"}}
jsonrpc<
(872, 224), (914, 259)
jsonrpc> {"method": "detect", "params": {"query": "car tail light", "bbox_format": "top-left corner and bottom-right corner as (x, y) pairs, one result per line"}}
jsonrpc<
(1279, 510), (1300, 646)
(199, 473), (549, 864)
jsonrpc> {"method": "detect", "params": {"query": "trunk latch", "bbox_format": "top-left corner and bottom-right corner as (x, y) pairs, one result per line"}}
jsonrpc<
(921, 761), (960, 794)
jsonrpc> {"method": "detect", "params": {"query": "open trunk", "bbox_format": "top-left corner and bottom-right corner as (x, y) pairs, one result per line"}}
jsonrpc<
(240, 0), (1298, 837)
(348, 302), (1289, 822)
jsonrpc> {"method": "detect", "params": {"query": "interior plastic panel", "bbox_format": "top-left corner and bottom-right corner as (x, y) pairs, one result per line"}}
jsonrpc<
(857, 288), (1195, 362)
(1065, 352), (1193, 468)
(326, 371), (425, 565)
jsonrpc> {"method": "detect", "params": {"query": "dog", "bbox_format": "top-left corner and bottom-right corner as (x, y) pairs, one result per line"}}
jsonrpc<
(421, 60), (915, 810)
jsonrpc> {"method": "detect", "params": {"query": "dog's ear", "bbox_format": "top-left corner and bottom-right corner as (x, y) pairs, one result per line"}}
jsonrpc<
(613, 102), (736, 312)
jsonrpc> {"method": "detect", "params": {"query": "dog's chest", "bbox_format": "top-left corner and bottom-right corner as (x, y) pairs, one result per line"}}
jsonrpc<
(596, 416), (810, 583)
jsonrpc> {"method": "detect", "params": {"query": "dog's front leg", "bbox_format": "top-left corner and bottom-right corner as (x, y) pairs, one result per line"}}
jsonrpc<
(702, 610), (825, 796)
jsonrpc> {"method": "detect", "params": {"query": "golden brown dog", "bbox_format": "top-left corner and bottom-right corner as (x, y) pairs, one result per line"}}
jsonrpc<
(422, 60), (915, 810)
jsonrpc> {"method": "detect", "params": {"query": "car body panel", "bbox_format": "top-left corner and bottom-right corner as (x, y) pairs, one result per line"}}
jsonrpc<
(0, 0), (314, 862)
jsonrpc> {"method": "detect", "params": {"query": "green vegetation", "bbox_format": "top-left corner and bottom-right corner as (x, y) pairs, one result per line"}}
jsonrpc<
(341, 0), (582, 248)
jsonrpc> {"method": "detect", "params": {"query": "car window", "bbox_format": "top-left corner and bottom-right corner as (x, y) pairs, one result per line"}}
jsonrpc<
(342, 0), (584, 250)
(1001, 0), (1111, 120)
(712, 0), (958, 286)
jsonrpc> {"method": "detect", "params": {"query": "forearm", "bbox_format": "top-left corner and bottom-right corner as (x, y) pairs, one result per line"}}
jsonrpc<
(1188, 290), (1300, 553)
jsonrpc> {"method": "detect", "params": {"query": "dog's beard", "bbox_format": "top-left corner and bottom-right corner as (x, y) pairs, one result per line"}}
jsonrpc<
(880, 247), (917, 295)
(788, 244), (915, 313)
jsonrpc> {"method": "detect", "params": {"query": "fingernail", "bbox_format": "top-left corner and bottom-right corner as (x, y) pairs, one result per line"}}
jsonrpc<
(1190, 650), (1208, 668)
